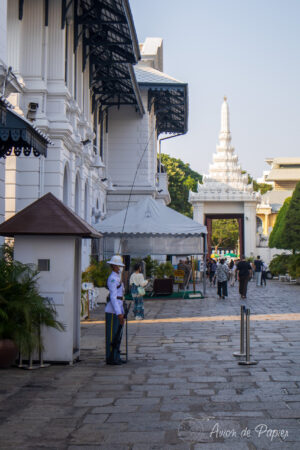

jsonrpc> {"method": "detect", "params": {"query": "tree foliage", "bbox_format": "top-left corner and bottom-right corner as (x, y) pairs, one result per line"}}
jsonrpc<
(82, 260), (111, 287)
(0, 244), (65, 353)
(269, 254), (291, 276)
(269, 197), (291, 249)
(242, 170), (273, 195)
(211, 219), (239, 251)
(160, 153), (202, 218)
(283, 181), (300, 252)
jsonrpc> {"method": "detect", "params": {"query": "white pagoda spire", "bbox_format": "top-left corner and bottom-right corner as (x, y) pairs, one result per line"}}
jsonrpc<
(204, 97), (250, 190)
(218, 96), (232, 149)
(220, 96), (230, 133)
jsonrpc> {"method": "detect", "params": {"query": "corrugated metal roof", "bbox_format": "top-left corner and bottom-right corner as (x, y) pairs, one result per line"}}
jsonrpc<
(134, 66), (185, 85)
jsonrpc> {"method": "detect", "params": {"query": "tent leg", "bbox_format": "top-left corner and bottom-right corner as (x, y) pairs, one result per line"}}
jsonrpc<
(203, 235), (207, 296)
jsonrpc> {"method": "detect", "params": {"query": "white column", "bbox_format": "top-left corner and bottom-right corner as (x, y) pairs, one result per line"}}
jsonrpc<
(192, 201), (205, 225)
(244, 202), (257, 257)
(0, 159), (5, 244)
(0, 0), (7, 63)
(7, 0), (22, 75)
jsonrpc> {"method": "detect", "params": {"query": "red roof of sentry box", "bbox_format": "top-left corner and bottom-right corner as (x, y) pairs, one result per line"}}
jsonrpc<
(0, 192), (101, 238)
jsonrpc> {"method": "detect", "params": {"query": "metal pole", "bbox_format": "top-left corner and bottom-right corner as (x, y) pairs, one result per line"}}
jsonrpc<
(158, 139), (161, 174)
(239, 309), (258, 366)
(125, 314), (128, 362)
(87, 290), (90, 320)
(203, 235), (207, 296)
(191, 256), (195, 293)
(233, 305), (246, 357)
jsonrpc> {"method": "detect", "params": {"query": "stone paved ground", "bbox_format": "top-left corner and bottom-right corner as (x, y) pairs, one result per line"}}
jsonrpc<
(0, 279), (300, 449)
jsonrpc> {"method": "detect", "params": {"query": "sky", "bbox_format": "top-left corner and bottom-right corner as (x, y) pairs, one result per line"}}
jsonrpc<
(130, 0), (300, 179)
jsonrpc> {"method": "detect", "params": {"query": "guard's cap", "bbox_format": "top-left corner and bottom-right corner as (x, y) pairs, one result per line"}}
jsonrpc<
(107, 255), (125, 267)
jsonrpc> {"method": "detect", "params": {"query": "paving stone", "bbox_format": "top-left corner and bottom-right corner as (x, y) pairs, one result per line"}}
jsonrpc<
(82, 414), (109, 424)
(0, 280), (299, 447)
(103, 431), (165, 444)
(73, 398), (114, 407)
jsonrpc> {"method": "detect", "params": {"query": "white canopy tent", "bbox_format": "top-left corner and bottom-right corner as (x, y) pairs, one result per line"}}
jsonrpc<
(96, 197), (207, 257)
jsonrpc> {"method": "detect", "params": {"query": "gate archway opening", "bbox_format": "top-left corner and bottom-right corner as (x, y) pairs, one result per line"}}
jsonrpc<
(205, 214), (244, 258)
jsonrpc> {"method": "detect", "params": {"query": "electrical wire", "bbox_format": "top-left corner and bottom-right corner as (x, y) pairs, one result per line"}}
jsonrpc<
(118, 126), (156, 254)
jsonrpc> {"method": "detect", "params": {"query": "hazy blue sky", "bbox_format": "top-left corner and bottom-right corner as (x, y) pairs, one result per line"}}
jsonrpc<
(130, 0), (300, 179)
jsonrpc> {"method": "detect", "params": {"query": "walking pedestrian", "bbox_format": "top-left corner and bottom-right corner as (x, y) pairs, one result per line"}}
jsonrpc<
(177, 259), (187, 289)
(105, 255), (126, 365)
(209, 259), (217, 287)
(237, 256), (252, 299)
(229, 259), (235, 286)
(261, 261), (268, 286)
(216, 258), (229, 299)
(130, 263), (148, 320)
(253, 255), (263, 286)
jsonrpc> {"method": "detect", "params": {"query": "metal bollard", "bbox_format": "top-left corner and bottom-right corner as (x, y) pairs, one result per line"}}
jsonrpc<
(239, 308), (258, 366)
(233, 305), (246, 357)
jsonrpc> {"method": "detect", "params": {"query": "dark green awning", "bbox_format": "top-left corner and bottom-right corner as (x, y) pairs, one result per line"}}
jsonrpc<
(0, 97), (50, 159)
(134, 66), (188, 136)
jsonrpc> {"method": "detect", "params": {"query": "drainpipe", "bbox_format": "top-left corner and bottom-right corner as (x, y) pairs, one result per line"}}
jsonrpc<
(158, 133), (182, 173)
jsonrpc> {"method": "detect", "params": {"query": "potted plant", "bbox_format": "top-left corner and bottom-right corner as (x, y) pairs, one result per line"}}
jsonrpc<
(154, 261), (175, 279)
(152, 261), (175, 295)
(82, 260), (112, 305)
(0, 245), (65, 368)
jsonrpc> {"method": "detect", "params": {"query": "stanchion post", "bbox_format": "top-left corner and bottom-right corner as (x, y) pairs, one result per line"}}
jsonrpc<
(125, 314), (128, 362)
(239, 308), (258, 366)
(87, 290), (90, 320)
(233, 305), (246, 357)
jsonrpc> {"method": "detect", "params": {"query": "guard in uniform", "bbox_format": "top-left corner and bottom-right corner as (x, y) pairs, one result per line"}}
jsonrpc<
(105, 255), (125, 365)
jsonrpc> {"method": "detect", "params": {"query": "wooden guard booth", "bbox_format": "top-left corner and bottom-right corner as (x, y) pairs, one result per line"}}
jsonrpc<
(0, 193), (101, 363)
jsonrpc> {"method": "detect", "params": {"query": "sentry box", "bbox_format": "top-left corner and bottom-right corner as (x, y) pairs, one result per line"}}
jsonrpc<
(0, 193), (101, 363)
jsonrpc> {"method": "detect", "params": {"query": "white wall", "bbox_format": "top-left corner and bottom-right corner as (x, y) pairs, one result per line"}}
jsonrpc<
(5, 0), (106, 269)
(0, 0), (7, 244)
(14, 235), (81, 362)
(107, 105), (150, 186)
(255, 247), (291, 265)
(0, 159), (4, 244)
(0, 0), (7, 62)
(244, 202), (257, 257)
(106, 90), (158, 215)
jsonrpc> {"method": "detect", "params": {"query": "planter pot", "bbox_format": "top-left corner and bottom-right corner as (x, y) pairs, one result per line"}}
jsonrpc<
(95, 287), (109, 304)
(0, 339), (18, 369)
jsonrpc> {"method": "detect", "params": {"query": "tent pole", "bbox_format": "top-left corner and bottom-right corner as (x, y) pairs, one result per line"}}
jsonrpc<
(203, 234), (207, 296)
(191, 255), (195, 293)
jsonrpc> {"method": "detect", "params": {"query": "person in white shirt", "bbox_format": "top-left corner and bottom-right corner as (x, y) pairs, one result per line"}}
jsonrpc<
(105, 255), (125, 365)
(261, 261), (268, 286)
(130, 263), (148, 320)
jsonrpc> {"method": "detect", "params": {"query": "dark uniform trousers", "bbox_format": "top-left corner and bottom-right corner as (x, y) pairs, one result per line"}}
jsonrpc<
(105, 312), (121, 363)
(239, 276), (249, 297)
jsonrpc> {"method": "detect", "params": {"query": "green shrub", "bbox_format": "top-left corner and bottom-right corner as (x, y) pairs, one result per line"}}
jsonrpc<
(82, 260), (111, 287)
(288, 254), (300, 279)
(154, 261), (175, 278)
(0, 244), (65, 355)
(269, 254), (291, 276)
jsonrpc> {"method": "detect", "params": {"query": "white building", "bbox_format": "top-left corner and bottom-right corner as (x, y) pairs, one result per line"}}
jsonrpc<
(1, 1), (188, 267)
(190, 97), (260, 257)
(0, 0), (49, 245)
(107, 37), (188, 214)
